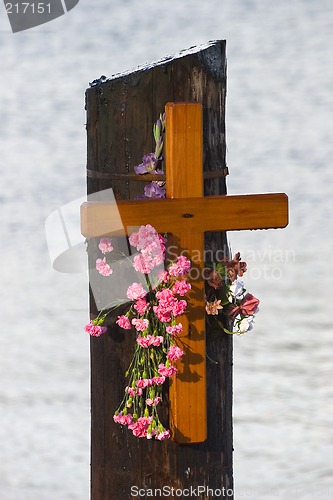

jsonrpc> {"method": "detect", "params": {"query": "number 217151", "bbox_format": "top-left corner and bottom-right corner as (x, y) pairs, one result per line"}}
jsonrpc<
(5, 3), (51, 14)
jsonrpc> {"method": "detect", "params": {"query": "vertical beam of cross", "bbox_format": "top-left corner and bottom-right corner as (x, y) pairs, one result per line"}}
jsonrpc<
(166, 102), (207, 443)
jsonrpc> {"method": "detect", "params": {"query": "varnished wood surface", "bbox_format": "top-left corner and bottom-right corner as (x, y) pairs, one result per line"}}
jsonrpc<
(165, 103), (207, 443)
(81, 193), (288, 238)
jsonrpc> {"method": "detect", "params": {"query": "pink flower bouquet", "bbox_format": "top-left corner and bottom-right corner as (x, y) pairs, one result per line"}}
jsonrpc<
(84, 224), (190, 440)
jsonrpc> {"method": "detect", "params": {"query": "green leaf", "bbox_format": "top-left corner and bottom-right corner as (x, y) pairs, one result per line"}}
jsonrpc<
(153, 123), (160, 142)
(155, 141), (163, 159)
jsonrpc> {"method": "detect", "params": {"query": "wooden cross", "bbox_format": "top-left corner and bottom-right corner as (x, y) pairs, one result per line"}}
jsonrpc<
(81, 102), (288, 444)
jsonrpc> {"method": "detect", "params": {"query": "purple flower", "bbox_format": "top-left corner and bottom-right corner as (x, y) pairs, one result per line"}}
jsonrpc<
(134, 153), (159, 174)
(144, 182), (166, 199)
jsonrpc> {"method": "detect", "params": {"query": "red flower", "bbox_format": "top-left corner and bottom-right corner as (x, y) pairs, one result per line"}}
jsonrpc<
(224, 252), (247, 282)
(229, 293), (259, 318)
(240, 293), (259, 315)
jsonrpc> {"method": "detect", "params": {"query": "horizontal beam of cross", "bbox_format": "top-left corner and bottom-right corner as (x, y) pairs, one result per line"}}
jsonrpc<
(80, 193), (288, 238)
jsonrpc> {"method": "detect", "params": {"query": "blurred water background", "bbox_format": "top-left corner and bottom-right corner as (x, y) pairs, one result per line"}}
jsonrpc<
(0, 0), (332, 498)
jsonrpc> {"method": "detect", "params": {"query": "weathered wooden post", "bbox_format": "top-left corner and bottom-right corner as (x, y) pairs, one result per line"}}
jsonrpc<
(83, 41), (288, 499)
(86, 41), (232, 499)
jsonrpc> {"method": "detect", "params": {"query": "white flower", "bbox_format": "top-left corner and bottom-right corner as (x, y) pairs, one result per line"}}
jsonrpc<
(233, 314), (254, 334)
(228, 279), (245, 302)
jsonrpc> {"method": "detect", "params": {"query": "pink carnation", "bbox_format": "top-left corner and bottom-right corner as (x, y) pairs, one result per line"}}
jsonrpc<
(98, 237), (113, 254)
(158, 363), (178, 377)
(155, 429), (170, 441)
(113, 412), (133, 426)
(132, 318), (149, 332)
(129, 226), (165, 275)
(141, 238), (161, 255)
(134, 298), (150, 315)
(157, 269), (169, 283)
(149, 335), (164, 346)
(126, 387), (143, 397)
(151, 376), (166, 385)
(146, 430), (155, 440)
(84, 321), (107, 337)
(156, 288), (176, 306)
(129, 224), (158, 252)
(126, 282), (146, 301)
(173, 279), (191, 296)
(116, 315), (131, 330)
(166, 323), (183, 336)
(137, 224), (157, 249)
(133, 253), (155, 274)
(144, 240), (165, 266)
(155, 289), (177, 319)
(128, 416), (152, 438)
(128, 231), (139, 248)
(153, 305), (172, 323)
(168, 255), (191, 277)
(136, 334), (163, 348)
(136, 378), (154, 388)
(152, 252), (164, 267)
(96, 257), (112, 276)
(158, 233), (167, 249)
(167, 345), (184, 361)
(172, 299), (187, 317)
(146, 397), (161, 406)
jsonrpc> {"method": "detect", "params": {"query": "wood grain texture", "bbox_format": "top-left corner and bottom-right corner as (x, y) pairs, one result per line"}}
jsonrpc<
(81, 193), (288, 238)
(165, 103), (207, 443)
